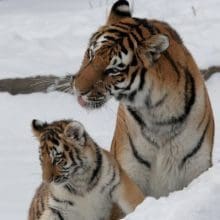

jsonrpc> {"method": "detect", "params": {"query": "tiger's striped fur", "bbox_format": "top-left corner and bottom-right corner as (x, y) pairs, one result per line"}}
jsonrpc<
(72, 0), (214, 201)
(28, 119), (144, 220)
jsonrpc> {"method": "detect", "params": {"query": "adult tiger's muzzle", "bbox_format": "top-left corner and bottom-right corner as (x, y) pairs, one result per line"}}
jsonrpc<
(73, 77), (109, 109)
(72, 65), (109, 109)
(73, 61), (105, 94)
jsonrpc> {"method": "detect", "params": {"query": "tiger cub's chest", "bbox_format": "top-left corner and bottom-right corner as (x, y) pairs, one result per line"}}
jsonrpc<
(49, 186), (112, 220)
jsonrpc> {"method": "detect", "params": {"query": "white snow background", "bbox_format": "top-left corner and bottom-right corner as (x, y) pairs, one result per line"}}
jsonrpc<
(0, 0), (220, 219)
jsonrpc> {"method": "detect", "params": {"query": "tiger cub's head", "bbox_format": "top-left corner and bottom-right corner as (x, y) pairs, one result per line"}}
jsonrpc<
(32, 119), (98, 184)
(72, 0), (169, 108)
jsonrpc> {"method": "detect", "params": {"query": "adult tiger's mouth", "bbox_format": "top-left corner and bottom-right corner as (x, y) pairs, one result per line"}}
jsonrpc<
(77, 96), (88, 107)
(77, 95), (107, 109)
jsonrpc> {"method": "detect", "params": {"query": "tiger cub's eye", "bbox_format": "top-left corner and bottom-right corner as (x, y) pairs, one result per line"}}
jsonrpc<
(53, 152), (63, 164)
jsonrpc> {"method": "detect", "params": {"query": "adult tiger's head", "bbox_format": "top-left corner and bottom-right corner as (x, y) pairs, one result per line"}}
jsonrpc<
(32, 119), (98, 184)
(72, 0), (169, 108)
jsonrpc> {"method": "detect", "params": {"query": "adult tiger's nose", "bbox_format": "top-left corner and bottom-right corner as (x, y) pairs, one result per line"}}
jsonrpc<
(72, 75), (90, 96)
(71, 74), (92, 108)
(72, 67), (98, 94)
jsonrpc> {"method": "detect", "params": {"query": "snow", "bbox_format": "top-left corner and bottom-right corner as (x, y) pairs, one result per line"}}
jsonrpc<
(0, 0), (219, 220)
(126, 164), (220, 220)
(0, 92), (118, 219)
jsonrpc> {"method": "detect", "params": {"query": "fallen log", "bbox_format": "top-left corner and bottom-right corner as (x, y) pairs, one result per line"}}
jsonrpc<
(0, 66), (219, 95)
(0, 74), (72, 95)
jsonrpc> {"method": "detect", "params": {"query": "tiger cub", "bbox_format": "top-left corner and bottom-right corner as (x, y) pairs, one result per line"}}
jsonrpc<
(28, 119), (144, 220)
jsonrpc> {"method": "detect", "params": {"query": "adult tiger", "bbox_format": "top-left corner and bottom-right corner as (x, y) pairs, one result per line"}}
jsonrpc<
(72, 0), (214, 199)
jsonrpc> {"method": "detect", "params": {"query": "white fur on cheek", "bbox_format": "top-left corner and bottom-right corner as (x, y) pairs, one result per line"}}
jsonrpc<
(117, 5), (130, 13)
(35, 120), (45, 127)
(121, 51), (132, 65)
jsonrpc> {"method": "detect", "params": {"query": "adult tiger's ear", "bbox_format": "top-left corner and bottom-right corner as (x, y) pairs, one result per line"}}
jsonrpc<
(32, 119), (47, 138)
(145, 34), (169, 60)
(64, 121), (85, 145)
(107, 0), (132, 25)
(138, 34), (169, 66)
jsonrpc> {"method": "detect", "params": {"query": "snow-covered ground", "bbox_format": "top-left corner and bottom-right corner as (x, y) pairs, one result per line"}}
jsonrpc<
(0, 0), (219, 219)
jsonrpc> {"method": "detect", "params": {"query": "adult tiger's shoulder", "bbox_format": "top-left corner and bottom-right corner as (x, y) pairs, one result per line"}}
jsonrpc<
(28, 119), (143, 220)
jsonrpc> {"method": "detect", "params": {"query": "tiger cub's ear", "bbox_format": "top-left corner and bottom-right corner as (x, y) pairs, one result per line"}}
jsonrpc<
(32, 119), (47, 138)
(64, 121), (85, 145)
(138, 34), (169, 65)
(107, 0), (132, 25)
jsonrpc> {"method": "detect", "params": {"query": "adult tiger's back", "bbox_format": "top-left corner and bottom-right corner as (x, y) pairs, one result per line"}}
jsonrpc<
(72, 0), (214, 198)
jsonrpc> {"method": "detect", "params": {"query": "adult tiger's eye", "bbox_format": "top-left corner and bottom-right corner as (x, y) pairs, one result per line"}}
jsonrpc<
(104, 68), (119, 75)
(118, 63), (125, 68)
